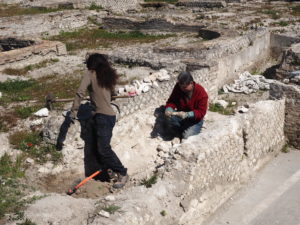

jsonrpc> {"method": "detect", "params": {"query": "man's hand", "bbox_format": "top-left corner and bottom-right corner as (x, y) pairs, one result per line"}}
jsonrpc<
(175, 111), (188, 119)
(165, 110), (173, 118)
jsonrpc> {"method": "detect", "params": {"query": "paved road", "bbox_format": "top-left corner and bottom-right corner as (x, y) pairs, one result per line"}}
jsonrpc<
(205, 149), (300, 225)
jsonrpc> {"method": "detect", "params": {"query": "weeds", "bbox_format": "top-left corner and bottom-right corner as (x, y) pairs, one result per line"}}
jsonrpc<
(144, 0), (178, 3)
(140, 174), (157, 188)
(276, 21), (289, 27)
(88, 2), (103, 11)
(0, 75), (80, 105)
(14, 106), (41, 119)
(0, 4), (73, 17)
(3, 59), (59, 76)
(209, 102), (235, 115)
(16, 218), (37, 225)
(261, 9), (280, 20)
(281, 144), (289, 153)
(103, 205), (121, 214)
(160, 210), (166, 216)
(49, 28), (172, 51)
(9, 131), (62, 164)
(0, 153), (25, 218)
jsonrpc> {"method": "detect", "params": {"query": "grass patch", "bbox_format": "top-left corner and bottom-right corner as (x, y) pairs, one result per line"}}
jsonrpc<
(9, 130), (62, 164)
(140, 174), (157, 188)
(0, 4), (73, 17)
(160, 210), (166, 216)
(209, 102), (235, 115)
(16, 218), (37, 225)
(0, 153), (43, 221)
(3, 59), (59, 76)
(281, 144), (289, 153)
(0, 153), (26, 219)
(49, 28), (173, 51)
(14, 106), (41, 119)
(0, 75), (81, 105)
(261, 9), (280, 20)
(88, 2), (103, 11)
(102, 205), (121, 214)
(144, 0), (178, 3)
(276, 21), (289, 27)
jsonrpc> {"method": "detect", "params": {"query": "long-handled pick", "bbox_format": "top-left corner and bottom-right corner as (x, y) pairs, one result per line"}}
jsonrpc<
(66, 170), (101, 195)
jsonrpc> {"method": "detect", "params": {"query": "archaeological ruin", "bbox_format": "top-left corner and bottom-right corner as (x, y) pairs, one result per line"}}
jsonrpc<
(0, 0), (299, 224)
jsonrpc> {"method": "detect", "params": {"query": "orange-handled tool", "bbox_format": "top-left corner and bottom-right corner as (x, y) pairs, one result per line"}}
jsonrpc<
(67, 170), (101, 195)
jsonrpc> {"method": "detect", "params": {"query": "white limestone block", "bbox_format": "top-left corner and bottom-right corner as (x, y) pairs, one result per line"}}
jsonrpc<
(215, 100), (229, 108)
(34, 108), (49, 117)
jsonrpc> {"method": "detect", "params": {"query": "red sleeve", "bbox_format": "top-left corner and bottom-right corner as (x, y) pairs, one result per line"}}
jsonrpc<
(192, 84), (208, 121)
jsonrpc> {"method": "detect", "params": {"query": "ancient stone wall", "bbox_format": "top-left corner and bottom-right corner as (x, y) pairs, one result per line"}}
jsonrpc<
(0, 40), (66, 69)
(0, 10), (96, 38)
(270, 81), (300, 148)
(88, 99), (285, 225)
(216, 28), (271, 88)
(0, 0), (141, 12)
(270, 33), (300, 57)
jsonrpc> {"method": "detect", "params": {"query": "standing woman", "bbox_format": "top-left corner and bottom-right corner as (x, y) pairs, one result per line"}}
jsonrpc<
(70, 53), (128, 189)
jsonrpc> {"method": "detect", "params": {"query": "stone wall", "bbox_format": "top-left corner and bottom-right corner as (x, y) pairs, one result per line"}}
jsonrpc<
(0, 0), (142, 13)
(215, 28), (271, 88)
(270, 33), (300, 57)
(88, 99), (285, 225)
(0, 40), (66, 69)
(270, 81), (300, 148)
(0, 10), (97, 38)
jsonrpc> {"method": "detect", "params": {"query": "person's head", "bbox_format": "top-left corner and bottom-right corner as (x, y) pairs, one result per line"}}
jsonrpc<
(85, 53), (118, 91)
(177, 71), (194, 93)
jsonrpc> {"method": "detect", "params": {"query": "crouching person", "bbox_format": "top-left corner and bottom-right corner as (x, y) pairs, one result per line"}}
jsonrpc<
(164, 71), (208, 140)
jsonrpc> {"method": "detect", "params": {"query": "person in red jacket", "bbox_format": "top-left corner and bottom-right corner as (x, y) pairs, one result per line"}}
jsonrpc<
(165, 71), (208, 140)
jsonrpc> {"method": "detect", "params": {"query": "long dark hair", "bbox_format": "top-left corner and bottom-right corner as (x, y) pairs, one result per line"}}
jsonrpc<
(85, 53), (118, 91)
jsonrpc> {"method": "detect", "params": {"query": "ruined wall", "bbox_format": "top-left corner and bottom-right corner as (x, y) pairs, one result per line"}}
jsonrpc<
(216, 28), (271, 88)
(270, 33), (300, 57)
(87, 99), (285, 225)
(0, 0), (141, 12)
(0, 40), (66, 70)
(0, 10), (96, 38)
(270, 81), (300, 148)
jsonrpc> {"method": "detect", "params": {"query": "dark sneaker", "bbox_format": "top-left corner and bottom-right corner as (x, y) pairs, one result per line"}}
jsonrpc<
(112, 173), (129, 189)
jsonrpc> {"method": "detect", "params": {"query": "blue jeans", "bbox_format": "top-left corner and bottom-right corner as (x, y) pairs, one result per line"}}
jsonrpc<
(82, 113), (127, 177)
(168, 116), (204, 139)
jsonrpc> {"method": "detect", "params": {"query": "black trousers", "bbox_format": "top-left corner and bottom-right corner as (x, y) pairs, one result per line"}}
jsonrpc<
(83, 113), (127, 178)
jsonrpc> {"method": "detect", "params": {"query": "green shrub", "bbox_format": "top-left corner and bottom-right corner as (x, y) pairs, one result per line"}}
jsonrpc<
(103, 205), (121, 214)
(160, 210), (167, 216)
(141, 174), (157, 188)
